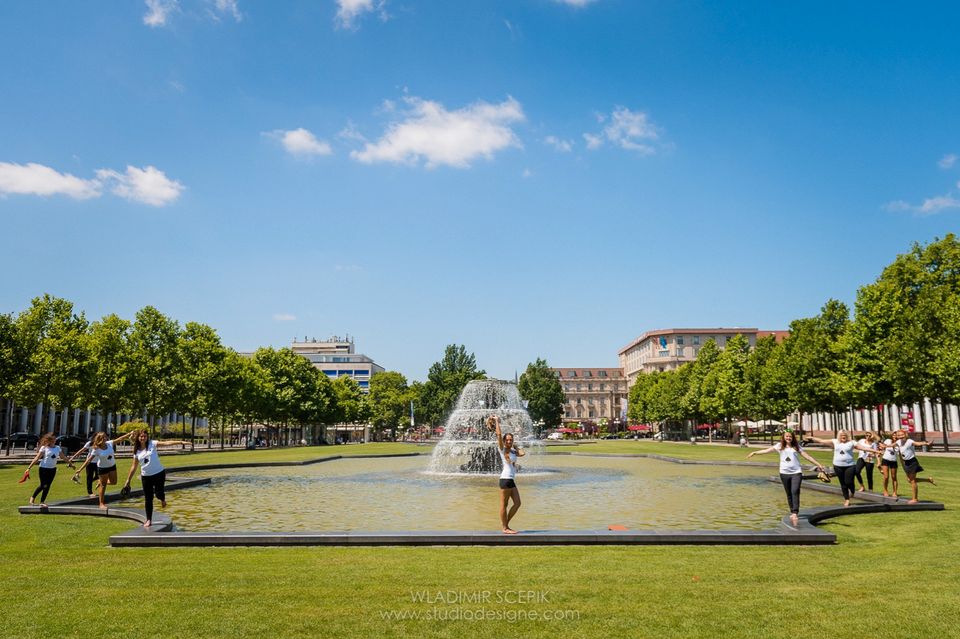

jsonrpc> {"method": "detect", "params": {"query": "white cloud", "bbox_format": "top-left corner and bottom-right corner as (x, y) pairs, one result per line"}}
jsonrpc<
(336, 0), (385, 29)
(553, 0), (598, 6)
(143, 0), (179, 27)
(544, 135), (573, 152)
(266, 128), (333, 157)
(583, 133), (603, 150)
(1, 161), (182, 207)
(0, 162), (101, 200)
(273, 313), (297, 321)
(885, 194), (960, 216)
(351, 96), (524, 168)
(96, 166), (184, 207)
(585, 106), (661, 154)
(939, 153), (958, 169)
(211, 0), (242, 21)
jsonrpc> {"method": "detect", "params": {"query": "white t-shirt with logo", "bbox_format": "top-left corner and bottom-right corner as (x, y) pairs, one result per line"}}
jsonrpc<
(857, 439), (878, 461)
(898, 438), (917, 461)
(92, 441), (116, 468)
(775, 443), (804, 474)
(136, 441), (165, 477)
(38, 445), (61, 469)
(832, 440), (856, 467)
(881, 439), (898, 462)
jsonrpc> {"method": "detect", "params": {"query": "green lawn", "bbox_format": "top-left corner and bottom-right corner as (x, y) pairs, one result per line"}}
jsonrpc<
(1, 441), (957, 638)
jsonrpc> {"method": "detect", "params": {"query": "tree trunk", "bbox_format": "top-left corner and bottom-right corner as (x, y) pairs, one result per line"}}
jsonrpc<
(191, 415), (196, 453)
(943, 401), (952, 452)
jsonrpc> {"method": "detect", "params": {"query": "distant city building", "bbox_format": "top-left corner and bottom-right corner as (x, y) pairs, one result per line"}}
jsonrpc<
(551, 368), (629, 425)
(291, 335), (384, 392)
(618, 328), (787, 386)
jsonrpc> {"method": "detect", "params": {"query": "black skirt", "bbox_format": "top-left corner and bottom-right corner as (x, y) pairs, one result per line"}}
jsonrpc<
(881, 459), (898, 469)
(901, 457), (924, 475)
(499, 478), (516, 489)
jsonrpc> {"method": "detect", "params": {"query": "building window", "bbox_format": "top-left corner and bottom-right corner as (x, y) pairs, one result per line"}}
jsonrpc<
(599, 383), (605, 391)
(693, 335), (700, 345)
(658, 350), (669, 357)
(599, 370), (608, 377)
(587, 383), (593, 391)
(677, 336), (684, 345)
(589, 410), (596, 418)
(567, 371), (576, 377)
(576, 384), (582, 391)
(584, 371), (592, 378)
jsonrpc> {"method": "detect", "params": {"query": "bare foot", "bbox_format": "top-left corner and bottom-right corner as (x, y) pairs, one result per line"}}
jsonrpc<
(29, 498), (34, 506)
(98, 504), (108, 510)
(143, 520), (152, 528)
(789, 513), (799, 527)
(857, 487), (865, 492)
(502, 528), (518, 535)
(844, 500), (850, 507)
(88, 494), (95, 499)
(882, 492), (889, 497)
(907, 499), (919, 504)
(892, 494), (898, 499)
(39, 503), (47, 509)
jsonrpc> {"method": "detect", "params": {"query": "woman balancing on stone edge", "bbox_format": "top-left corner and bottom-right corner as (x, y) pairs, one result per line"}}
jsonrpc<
(71, 430), (135, 509)
(879, 429), (936, 504)
(748, 430), (826, 527)
(805, 431), (878, 507)
(22, 433), (66, 507)
(488, 415), (524, 534)
(122, 429), (190, 528)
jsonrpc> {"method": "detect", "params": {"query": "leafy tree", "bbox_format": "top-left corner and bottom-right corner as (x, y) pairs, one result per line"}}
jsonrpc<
(177, 322), (226, 450)
(331, 375), (368, 424)
(518, 358), (564, 430)
(1, 313), (22, 449)
(127, 306), (181, 434)
(368, 371), (412, 435)
(82, 314), (132, 424)
(418, 344), (485, 424)
(12, 295), (89, 423)
(682, 339), (720, 429)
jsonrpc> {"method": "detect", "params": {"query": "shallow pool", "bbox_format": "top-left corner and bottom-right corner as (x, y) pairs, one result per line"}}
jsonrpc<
(127, 455), (848, 532)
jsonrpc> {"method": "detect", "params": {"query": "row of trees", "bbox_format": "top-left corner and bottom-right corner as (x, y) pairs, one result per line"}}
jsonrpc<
(628, 234), (960, 445)
(0, 294), (565, 448)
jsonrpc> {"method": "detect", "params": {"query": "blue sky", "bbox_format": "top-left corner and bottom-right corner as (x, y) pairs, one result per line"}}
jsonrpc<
(2, 1), (959, 381)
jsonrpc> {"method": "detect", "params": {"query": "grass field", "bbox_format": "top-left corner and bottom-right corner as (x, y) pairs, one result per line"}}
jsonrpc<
(1, 441), (957, 638)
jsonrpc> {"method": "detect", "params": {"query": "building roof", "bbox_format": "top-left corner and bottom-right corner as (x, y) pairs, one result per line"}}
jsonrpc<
(617, 328), (763, 355)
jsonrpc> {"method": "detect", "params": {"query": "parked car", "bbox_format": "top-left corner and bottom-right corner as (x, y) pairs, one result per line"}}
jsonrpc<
(56, 435), (88, 455)
(2, 432), (39, 450)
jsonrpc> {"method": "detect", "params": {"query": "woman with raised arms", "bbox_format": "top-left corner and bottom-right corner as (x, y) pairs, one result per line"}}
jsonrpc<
(122, 429), (190, 528)
(489, 415), (525, 534)
(23, 433), (66, 507)
(748, 430), (826, 527)
(805, 431), (878, 506)
(72, 430), (134, 509)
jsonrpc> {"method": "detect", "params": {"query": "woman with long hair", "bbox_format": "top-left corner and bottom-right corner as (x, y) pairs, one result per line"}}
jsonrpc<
(72, 430), (134, 509)
(489, 415), (524, 534)
(884, 430), (936, 504)
(854, 432), (879, 492)
(878, 431), (899, 497)
(748, 430), (826, 527)
(122, 429), (190, 528)
(24, 433), (66, 507)
(805, 431), (876, 507)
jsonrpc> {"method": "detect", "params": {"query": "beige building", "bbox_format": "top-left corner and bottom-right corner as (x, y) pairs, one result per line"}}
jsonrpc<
(618, 328), (788, 386)
(552, 368), (629, 425)
(291, 336), (384, 392)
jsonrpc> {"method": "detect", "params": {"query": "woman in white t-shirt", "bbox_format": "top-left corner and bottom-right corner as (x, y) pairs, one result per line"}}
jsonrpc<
(489, 415), (525, 534)
(883, 430), (936, 504)
(748, 430), (826, 527)
(24, 433), (66, 507)
(854, 433), (879, 492)
(806, 431), (877, 506)
(71, 430), (135, 509)
(877, 432), (900, 497)
(122, 429), (189, 528)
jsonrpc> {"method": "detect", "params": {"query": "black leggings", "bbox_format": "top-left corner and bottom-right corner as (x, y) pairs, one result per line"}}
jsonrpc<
(32, 467), (56, 502)
(855, 458), (874, 490)
(779, 473), (802, 514)
(142, 471), (166, 521)
(85, 463), (99, 495)
(835, 464), (857, 500)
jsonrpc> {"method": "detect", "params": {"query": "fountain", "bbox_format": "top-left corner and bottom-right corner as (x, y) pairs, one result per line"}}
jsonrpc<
(427, 379), (543, 474)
